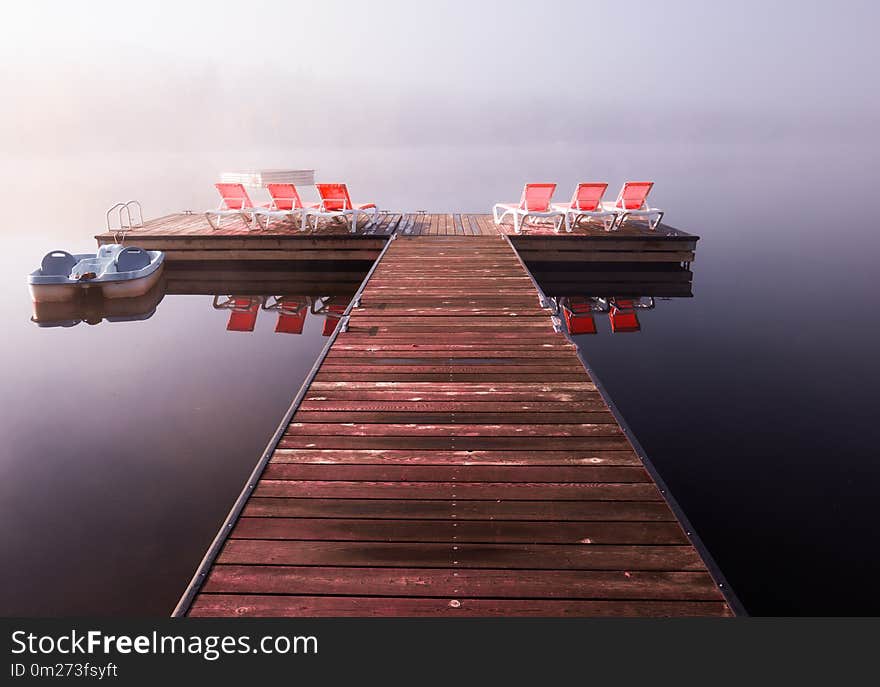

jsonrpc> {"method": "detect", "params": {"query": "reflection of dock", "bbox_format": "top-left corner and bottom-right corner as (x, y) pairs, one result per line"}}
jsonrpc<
(164, 264), (364, 296)
(530, 263), (694, 298)
(178, 235), (731, 618)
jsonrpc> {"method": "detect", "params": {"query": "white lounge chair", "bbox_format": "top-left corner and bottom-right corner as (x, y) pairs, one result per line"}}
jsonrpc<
(310, 184), (378, 233)
(552, 183), (618, 232)
(492, 183), (564, 233)
(252, 183), (320, 231)
(205, 183), (264, 230)
(603, 181), (664, 230)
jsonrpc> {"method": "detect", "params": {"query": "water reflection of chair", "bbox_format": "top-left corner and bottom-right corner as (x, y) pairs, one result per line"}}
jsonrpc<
(322, 305), (347, 336)
(313, 297), (348, 336)
(608, 298), (641, 333)
(212, 295), (264, 332)
(263, 295), (310, 334)
(560, 296), (599, 335)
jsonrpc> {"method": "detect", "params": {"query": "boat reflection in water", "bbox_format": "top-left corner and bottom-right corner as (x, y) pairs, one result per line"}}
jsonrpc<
(30, 277), (167, 328)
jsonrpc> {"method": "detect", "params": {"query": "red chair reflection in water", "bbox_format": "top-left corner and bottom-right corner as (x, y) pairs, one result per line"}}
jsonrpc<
(263, 295), (310, 334)
(560, 297), (598, 335)
(212, 295), (264, 332)
(608, 298), (644, 333)
(313, 298), (348, 336)
(322, 305), (347, 336)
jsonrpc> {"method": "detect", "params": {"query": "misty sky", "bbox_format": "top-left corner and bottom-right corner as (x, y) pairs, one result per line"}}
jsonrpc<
(2, 0), (878, 153)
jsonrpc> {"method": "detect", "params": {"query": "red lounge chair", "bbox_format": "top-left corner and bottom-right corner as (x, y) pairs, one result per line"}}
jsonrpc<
(493, 183), (564, 233)
(603, 181), (665, 230)
(312, 183), (378, 232)
(321, 304), (347, 336)
(608, 298), (641, 333)
(561, 297), (597, 335)
(254, 183), (321, 232)
(205, 183), (266, 230)
(263, 295), (309, 334)
(552, 183), (618, 232)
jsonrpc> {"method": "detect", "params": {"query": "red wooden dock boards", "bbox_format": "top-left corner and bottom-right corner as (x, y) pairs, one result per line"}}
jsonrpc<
(185, 236), (730, 617)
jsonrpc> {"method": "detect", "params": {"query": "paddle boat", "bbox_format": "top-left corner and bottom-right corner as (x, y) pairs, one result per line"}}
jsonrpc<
(28, 244), (164, 303)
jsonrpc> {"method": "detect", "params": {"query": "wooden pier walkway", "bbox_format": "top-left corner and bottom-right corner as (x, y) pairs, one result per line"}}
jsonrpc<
(182, 235), (730, 617)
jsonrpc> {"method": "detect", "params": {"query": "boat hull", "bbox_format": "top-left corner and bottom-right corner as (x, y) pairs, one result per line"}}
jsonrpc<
(29, 263), (165, 303)
(31, 277), (166, 327)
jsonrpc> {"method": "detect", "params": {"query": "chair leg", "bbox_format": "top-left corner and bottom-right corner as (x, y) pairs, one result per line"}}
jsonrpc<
(650, 211), (664, 231)
(350, 210), (359, 233)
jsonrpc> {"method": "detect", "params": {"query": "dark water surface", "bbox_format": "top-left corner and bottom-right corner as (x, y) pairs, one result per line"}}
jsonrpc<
(0, 278), (353, 615)
(1, 143), (878, 615)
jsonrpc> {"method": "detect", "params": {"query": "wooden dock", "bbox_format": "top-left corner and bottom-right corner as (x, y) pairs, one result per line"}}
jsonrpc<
(179, 234), (730, 617)
(97, 213), (697, 264)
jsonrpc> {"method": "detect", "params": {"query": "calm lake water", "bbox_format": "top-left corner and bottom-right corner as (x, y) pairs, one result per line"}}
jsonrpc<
(1, 142), (878, 615)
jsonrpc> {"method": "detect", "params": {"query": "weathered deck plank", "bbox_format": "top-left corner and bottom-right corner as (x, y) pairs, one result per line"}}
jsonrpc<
(189, 595), (730, 617)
